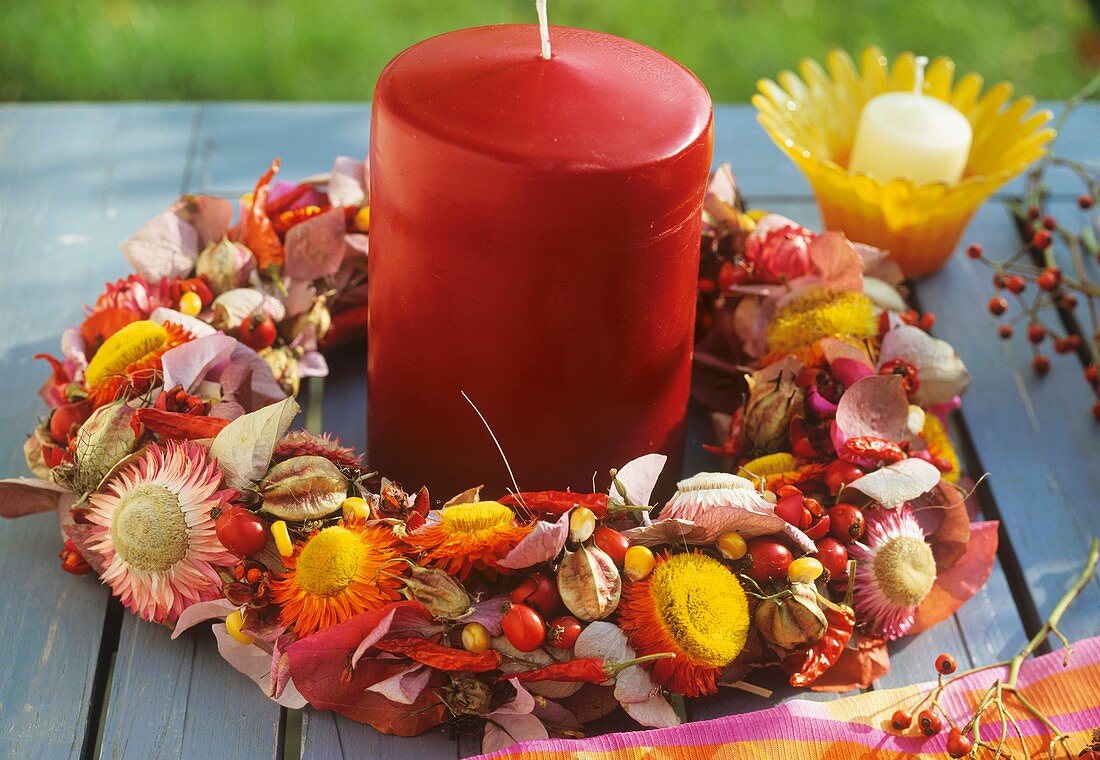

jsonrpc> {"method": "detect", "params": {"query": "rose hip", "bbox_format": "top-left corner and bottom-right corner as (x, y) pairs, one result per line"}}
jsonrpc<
(828, 504), (865, 543)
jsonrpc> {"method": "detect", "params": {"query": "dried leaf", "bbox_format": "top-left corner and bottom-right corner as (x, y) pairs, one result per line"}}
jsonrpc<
(259, 455), (348, 521)
(913, 482), (972, 570)
(0, 478), (71, 519)
(834, 375), (909, 442)
(400, 565), (471, 620)
(807, 635), (890, 692)
(909, 520), (999, 636)
(498, 511), (569, 569)
(482, 712), (547, 754)
(120, 211), (200, 282)
(839, 458), (942, 509)
(623, 693), (681, 728)
(284, 207), (347, 280)
(210, 397), (299, 489)
(287, 601), (448, 735)
(622, 518), (709, 547)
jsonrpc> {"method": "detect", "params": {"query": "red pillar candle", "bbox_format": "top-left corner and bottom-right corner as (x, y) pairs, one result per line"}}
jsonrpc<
(368, 24), (713, 497)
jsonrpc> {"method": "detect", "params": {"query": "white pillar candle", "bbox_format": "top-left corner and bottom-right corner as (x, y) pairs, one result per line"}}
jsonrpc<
(848, 56), (972, 185)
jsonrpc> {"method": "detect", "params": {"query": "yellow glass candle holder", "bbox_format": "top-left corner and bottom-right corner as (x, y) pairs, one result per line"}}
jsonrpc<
(754, 47), (1055, 277)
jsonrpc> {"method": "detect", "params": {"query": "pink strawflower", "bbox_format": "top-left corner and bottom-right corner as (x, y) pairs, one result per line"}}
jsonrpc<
(744, 215), (815, 284)
(88, 274), (170, 319)
(848, 506), (937, 641)
(85, 440), (237, 623)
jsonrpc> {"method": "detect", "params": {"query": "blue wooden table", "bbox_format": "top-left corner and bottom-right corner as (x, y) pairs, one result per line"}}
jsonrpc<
(0, 102), (1097, 759)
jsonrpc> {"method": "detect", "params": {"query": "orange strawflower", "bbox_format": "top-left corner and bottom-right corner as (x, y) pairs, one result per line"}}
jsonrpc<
(618, 552), (750, 697)
(406, 501), (533, 581)
(272, 521), (404, 636)
(84, 320), (191, 407)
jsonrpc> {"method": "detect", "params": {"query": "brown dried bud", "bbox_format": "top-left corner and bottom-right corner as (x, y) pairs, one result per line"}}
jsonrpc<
(743, 359), (804, 454)
(753, 581), (827, 649)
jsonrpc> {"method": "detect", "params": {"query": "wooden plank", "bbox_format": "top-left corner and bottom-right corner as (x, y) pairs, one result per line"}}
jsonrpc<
(100, 621), (281, 759)
(301, 710), (456, 760)
(915, 201), (1100, 642)
(189, 103), (370, 197)
(63, 102), (283, 760)
(0, 104), (199, 759)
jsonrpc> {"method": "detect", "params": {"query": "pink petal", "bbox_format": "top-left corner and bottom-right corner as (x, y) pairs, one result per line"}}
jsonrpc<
(121, 211), (200, 283)
(365, 664), (432, 705)
(171, 598), (236, 638)
(284, 207), (347, 280)
(610, 453), (667, 507)
(161, 334), (237, 392)
(808, 231), (863, 291)
(498, 511), (569, 569)
(328, 156), (367, 207)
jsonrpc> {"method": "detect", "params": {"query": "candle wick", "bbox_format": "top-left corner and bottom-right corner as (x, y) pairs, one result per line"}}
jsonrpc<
(913, 55), (929, 96)
(536, 0), (552, 59)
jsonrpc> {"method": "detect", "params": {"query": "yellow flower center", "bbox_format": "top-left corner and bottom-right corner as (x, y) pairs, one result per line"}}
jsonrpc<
(766, 290), (877, 356)
(874, 535), (937, 607)
(738, 453), (798, 481)
(85, 320), (169, 388)
(112, 483), (189, 573)
(295, 526), (366, 597)
(650, 553), (750, 667)
(440, 501), (514, 534)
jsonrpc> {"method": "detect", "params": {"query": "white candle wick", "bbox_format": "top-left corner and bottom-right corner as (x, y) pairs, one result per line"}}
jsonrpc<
(536, 0), (552, 59)
(912, 55), (929, 97)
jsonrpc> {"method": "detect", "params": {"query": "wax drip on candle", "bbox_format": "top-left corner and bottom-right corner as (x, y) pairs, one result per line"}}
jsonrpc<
(912, 55), (929, 96)
(536, 0), (551, 59)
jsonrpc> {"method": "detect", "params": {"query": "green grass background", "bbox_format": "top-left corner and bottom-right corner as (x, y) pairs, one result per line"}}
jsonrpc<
(1, 0), (1096, 101)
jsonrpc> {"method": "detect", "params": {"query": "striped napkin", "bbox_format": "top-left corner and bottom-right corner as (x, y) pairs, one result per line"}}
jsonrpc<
(480, 636), (1100, 759)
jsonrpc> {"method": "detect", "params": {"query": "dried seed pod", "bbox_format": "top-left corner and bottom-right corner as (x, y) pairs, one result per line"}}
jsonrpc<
(557, 544), (621, 621)
(195, 239), (255, 294)
(400, 564), (471, 620)
(259, 455), (348, 521)
(753, 581), (827, 649)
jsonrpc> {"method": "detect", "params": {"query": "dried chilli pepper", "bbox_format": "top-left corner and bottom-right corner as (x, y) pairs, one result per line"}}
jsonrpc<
(781, 601), (855, 687)
(372, 637), (500, 672)
(504, 653), (676, 685)
(501, 491), (610, 518)
(843, 436), (906, 464)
